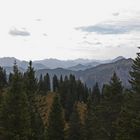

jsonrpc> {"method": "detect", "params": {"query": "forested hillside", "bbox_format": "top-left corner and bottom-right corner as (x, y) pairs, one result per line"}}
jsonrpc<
(0, 52), (139, 140)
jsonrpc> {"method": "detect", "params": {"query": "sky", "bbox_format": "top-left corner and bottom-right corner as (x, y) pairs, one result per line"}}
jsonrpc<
(0, 0), (140, 60)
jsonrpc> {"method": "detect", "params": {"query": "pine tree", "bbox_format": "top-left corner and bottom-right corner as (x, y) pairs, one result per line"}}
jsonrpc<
(130, 50), (140, 94)
(91, 72), (123, 140)
(67, 104), (82, 140)
(115, 49), (140, 140)
(52, 75), (59, 92)
(91, 82), (100, 105)
(84, 98), (104, 140)
(0, 63), (31, 140)
(0, 67), (7, 90)
(43, 73), (51, 93)
(24, 61), (45, 140)
(47, 94), (64, 140)
(38, 74), (45, 95)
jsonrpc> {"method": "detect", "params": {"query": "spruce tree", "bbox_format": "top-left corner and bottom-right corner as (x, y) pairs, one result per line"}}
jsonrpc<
(84, 98), (103, 140)
(38, 74), (44, 95)
(115, 49), (140, 140)
(43, 73), (51, 93)
(0, 63), (31, 140)
(24, 61), (45, 140)
(47, 94), (64, 140)
(52, 75), (59, 92)
(130, 50), (140, 94)
(67, 104), (82, 140)
(92, 72), (123, 140)
(92, 82), (100, 105)
(0, 67), (7, 91)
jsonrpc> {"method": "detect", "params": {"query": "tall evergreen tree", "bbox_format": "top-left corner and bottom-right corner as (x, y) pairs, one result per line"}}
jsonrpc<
(38, 74), (44, 95)
(43, 73), (51, 93)
(91, 82), (100, 105)
(24, 61), (45, 140)
(130, 50), (140, 94)
(92, 72), (123, 140)
(47, 94), (64, 140)
(67, 104), (82, 140)
(0, 67), (7, 91)
(0, 63), (31, 140)
(84, 98), (104, 140)
(52, 75), (59, 92)
(115, 49), (140, 140)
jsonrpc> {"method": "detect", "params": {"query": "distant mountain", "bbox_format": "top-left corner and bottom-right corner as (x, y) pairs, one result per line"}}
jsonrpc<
(36, 58), (133, 89)
(1, 57), (133, 88)
(36, 68), (74, 79)
(0, 57), (47, 70)
(111, 56), (125, 63)
(34, 58), (103, 69)
(77, 58), (133, 88)
(68, 64), (91, 71)
(0, 56), (126, 71)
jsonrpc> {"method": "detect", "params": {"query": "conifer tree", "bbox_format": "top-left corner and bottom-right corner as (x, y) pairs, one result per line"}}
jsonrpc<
(115, 49), (140, 140)
(92, 82), (100, 105)
(0, 63), (31, 139)
(84, 98), (103, 140)
(130, 50), (140, 94)
(47, 94), (64, 140)
(38, 74), (44, 95)
(52, 75), (59, 92)
(43, 73), (51, 93)
(67, 104), (82, 140)
(24, 61), (45, 140)
(92, 72), (123, 140)
(0, 67), (7, 92)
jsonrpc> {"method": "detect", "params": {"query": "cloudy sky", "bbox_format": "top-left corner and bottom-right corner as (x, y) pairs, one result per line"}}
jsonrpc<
(0, 0), (140, 60)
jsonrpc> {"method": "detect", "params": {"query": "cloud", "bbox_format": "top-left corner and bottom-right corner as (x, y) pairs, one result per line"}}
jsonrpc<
(75, 18), (140, 35)
(35, 19), (42, 21)
(112, 12), (120, 16)
(9, 28), (31, 37)
(43, 33), (47, 36)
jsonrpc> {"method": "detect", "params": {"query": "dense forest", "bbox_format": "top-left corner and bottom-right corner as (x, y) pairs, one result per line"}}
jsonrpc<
(0, 51), (140, 140)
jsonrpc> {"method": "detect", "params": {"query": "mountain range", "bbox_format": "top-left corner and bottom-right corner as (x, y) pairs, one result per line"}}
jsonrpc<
(36, 58), (133, 89)
(0, 56), (125, 70)
(0, 56), (133, 89)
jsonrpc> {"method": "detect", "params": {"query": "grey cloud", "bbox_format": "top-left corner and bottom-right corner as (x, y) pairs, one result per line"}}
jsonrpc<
(79, 41), (102, 46)
(35, 19), (42, 21)
(94, 42), (102, 45)
(75, 19), (140, 35)
(112, 12), (120, 16)
(9, 28), (31, 36)
(43, 33), (47, 36)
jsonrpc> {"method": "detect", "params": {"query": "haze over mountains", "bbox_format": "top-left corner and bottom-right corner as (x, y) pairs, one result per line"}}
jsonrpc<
(0, 56), (125, 70)
(0, 56), (133, 89)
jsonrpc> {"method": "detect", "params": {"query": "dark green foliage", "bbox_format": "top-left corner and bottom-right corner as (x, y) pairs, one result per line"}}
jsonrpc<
(130, 52), (140, 94)
(47, 94), (64, 140)
(0, 67), (7, 90)
(84, 99), (104, 140)
(43, 73), (51, 93)
(24, 61), (38, 97)
(89, 72), (124, 140)
(38, 74), (44, 94)
(52, 75), (59, 92)
(115, 51), (140, 140)
(0, 63), (31, 140)
(92, 82), (100, 105)
(38, 73), (51, 95)
(67, 104), (82, 140)
(24, 61), (45, 140)
(58, 74), (89, 121)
